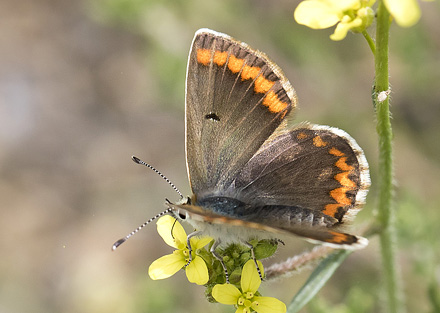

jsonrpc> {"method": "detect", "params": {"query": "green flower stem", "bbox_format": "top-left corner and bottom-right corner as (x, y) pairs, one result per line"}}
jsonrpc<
(374, 2), (403, 313)
(362, 30), (375, 54)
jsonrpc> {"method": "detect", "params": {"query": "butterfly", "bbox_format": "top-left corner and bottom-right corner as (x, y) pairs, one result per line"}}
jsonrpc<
(167, 28), (371, 250)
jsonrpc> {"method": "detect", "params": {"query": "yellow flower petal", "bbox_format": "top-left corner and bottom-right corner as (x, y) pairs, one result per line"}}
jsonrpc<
(241, 260), (262, 293)
(252, 296), (286, 313)
(186, 256), (209, 285)
(156, 215), (187, 249)
(384, 0), (421, 27)
(148, 253), (185, 280)
(330, 24), (350, 40)
(330, 16), (362, 40)
(294, 0), (340, 29)
(212, 283), (242, 305)
(190, 236), (213, 250)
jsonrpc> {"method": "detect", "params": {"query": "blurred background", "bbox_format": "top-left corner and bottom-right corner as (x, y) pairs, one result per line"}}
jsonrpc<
(1, 0), (439, 312)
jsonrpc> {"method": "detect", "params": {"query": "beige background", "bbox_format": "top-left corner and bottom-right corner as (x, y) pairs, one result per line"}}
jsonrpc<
(1, 1), (439, 312)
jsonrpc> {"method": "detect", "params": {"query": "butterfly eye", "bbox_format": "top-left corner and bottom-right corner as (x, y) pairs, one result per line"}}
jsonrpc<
(178, 211), (187, 220)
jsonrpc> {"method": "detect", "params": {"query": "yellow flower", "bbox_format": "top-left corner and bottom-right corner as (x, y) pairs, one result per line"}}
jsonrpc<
(383, 0), (421, 27)
(294, 0), (375, 40)
(212, 260), (286, 313)
(148, 215), (213, 285)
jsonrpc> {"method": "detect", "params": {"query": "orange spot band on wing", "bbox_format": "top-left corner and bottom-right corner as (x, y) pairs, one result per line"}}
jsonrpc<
(334, 172), (356, 188)
(313, 136), (328, 147)
(329, 147), (344, 157)
(323, 203), (341, 217)
(263, 90), (288, 113)
(328, 231), (352, 244)
(197, 48), (289, 114)
(254, 75), (275, 93)
(197, 49), (212, 66)
(323, 146), (358, 218)
(297, 132), (308, 139)
(213, 51), (228, 66)
(335, 157), (354, 171)
(330, 187), (352, 206)
(228, 55), (245, 73)
(241, 65), (261, 80)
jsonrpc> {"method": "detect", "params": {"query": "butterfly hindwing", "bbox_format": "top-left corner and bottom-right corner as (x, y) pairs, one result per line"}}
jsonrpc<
(234, 124), (370, 223)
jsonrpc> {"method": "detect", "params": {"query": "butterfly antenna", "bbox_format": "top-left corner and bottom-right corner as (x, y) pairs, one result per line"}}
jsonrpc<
(112, 207), (173, 251)
(132, 155), (184, 199)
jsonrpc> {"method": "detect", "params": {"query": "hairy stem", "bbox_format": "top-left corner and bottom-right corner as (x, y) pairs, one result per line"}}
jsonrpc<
(374, 2), (403, 312)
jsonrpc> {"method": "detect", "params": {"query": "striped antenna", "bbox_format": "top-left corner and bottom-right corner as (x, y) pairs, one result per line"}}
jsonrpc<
(112, 208), (173, 251)
(132, 156), (184, 199)
(112, 156), (183, 251)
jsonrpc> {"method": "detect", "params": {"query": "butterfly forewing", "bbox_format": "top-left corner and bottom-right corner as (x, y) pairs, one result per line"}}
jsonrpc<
(185, 29), (297, 195)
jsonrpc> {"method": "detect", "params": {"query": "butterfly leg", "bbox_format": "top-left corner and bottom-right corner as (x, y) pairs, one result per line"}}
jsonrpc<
(185, 230), (202, 267)
(210, 240), (230, 283)
(245, 241), (263, 281)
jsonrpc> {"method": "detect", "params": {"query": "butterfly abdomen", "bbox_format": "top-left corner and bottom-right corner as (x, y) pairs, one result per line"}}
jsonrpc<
(197, 196), (338, 229)
(250, 204), (338, 229)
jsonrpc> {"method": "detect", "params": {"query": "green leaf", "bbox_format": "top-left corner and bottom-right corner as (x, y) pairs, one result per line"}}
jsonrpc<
(286, 249), (351, 313)
(254, 239), (279, 260)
